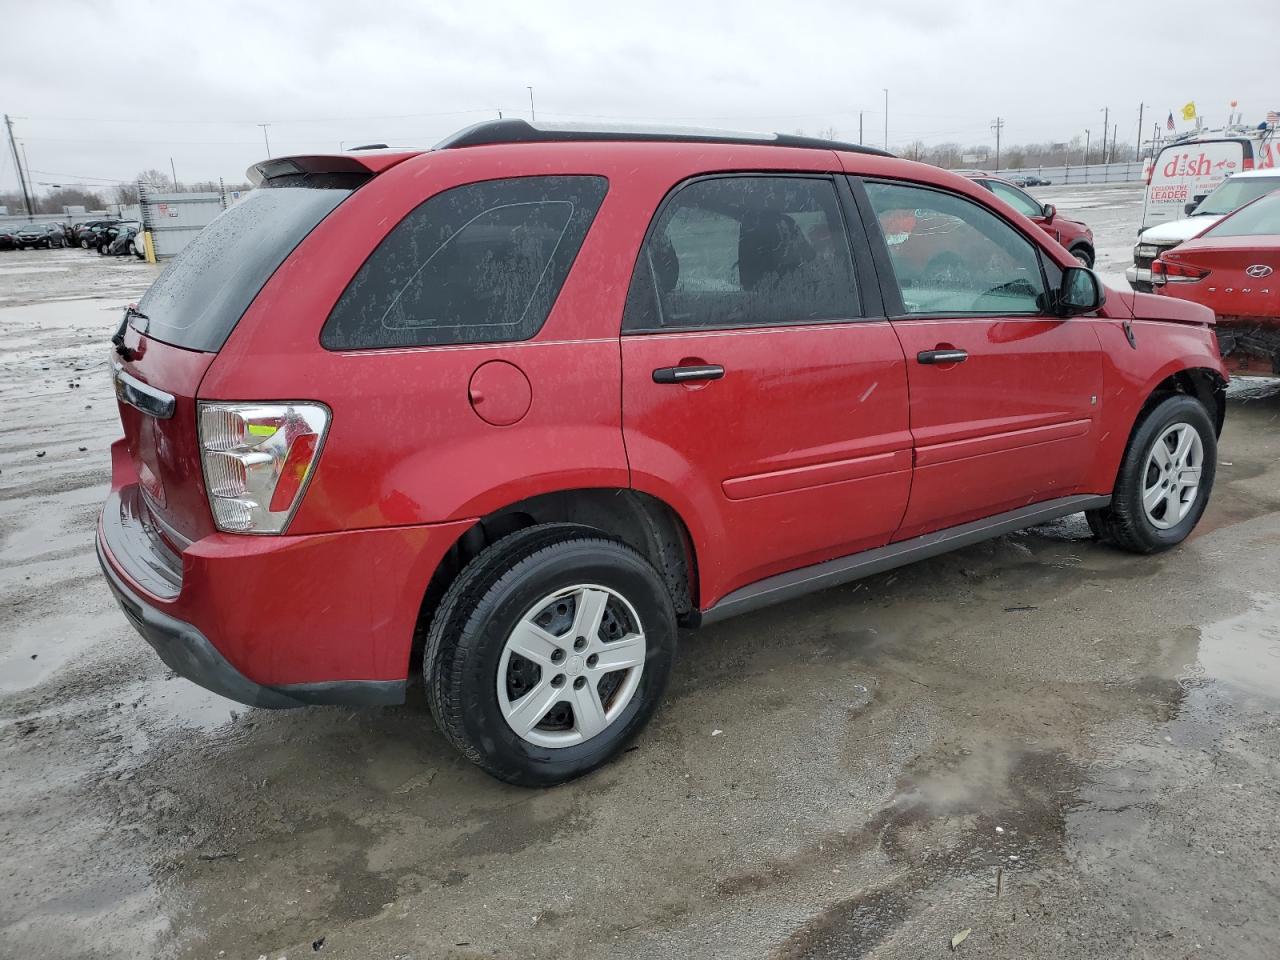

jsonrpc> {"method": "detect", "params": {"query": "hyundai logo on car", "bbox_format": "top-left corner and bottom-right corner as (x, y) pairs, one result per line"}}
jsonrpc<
(1245, 264), (1274, 278)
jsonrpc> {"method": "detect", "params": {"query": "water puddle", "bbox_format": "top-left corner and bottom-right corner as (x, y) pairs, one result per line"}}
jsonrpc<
(1190, 594), (1280, 700)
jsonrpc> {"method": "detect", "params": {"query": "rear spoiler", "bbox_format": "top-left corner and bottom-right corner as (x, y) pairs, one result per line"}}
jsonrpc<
(247, 150), (422, 187)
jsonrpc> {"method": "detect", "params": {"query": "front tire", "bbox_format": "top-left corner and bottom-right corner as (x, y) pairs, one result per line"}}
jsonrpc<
(1087, 394), (1216, 553)
(1071, 246), (1095, 268)
(425, 524), (677, 786)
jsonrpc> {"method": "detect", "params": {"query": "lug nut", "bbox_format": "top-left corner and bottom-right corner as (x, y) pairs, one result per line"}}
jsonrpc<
(551, 674), (566, 687)
(574, 636), (587, 651)
(573, 676), (587, 689)
(586, 654), (599, 668)
(551, 649), (566, 664)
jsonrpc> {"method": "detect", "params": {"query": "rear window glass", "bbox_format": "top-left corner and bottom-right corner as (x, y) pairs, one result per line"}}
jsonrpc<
(322, 175), (608, 350)
(137, 179), (361, 352)
(1204, 191), (1280, 237)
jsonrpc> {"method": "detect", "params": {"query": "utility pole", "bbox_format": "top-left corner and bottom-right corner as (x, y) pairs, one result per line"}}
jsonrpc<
(882, 88), (889, 150)
(991, 117), (1004, 171)
(170, 157), (179, 192)
(859, 111), (863, 146)
(527, 86), (536, 122)
(1101, 106), (1110, 162)
(4, 113), (34, 218)
(257, 123), (272, 158)
(1084, 128), (1090, 165)
(1136, 102), (1145, 161)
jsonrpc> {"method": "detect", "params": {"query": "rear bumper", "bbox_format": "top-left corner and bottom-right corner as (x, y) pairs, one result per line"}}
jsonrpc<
(97, 535), (402, 708)
(1217, 324), (1280, 376)
(97, 483), (474, 708)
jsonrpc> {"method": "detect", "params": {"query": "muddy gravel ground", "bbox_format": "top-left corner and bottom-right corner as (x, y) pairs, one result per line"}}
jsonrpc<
(3, 205), (1280, 960)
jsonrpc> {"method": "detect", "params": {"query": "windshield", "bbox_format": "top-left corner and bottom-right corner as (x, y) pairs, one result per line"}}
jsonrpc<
(1196, 176), (1280, 216)
(136, 180), (362, 352)
(1204, 191), (1280, 238)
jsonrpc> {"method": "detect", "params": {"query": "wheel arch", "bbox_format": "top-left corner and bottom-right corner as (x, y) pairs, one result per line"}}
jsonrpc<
(1068, 240), (1095, 262)
(1094, 364), (1226, 495)
(416, 488), (700, 651)
(1138, 366), (1227, 437)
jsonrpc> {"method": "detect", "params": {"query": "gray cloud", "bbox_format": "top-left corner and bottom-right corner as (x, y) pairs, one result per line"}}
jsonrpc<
(2, 0), (1278, 193)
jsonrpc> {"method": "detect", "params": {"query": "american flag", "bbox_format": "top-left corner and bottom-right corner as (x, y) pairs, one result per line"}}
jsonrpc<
(1269, 110), (1280, 125)
(1166, 111), (1175, 131)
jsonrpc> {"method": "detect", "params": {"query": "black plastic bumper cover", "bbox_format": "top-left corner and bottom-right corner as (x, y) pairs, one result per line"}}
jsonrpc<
(96, 534), (405, 710)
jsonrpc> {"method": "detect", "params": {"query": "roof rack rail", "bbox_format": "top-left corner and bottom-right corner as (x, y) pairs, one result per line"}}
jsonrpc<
(434, 118), (893, 157)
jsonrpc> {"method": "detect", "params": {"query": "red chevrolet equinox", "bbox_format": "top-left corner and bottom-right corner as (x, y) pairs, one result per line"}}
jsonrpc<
(98, 121), (1228, 785)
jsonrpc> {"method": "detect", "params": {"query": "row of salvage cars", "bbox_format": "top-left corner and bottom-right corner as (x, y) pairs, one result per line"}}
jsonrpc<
(0, 218), (145, 258)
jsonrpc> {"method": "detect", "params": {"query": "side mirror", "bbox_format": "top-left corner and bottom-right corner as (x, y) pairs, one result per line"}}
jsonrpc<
(1184, 193), (1207, 215)
(1041, 203), (1056, 223)
(1058, 266), (1105, 316)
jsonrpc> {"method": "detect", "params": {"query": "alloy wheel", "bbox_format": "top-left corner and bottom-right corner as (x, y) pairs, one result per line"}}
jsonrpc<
(1142, 422), (1203, 530)
(497, 584), (646, 748)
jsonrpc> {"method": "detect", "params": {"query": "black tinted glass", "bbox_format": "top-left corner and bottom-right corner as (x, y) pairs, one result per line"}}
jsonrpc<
(623, 176), (860, 331)
(322, 176), (607, 350)
(138, 181), (359, 352)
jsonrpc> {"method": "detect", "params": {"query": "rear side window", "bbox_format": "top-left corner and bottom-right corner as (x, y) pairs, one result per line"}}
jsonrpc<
(322, 176), (608, 350)
(138, 177), (363, 352)
(623, 176), (860, 331)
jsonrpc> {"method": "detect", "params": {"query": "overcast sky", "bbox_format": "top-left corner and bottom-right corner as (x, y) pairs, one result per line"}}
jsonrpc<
(3, 0), (1278, 196)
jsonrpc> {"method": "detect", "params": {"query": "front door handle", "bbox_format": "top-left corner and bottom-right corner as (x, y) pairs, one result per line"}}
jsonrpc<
(652, 364), (725, 384)
(916, 348), (968, 365)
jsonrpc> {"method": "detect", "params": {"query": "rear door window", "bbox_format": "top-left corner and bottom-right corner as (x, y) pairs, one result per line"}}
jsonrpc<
(137, 176), (364, 352)
(623, 176), (860, 331)
(321, 176), (608, 350)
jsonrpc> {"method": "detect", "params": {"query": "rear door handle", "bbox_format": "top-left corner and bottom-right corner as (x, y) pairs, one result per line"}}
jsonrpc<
(652, 364), (725, 384)
(916, 349), (968, 365)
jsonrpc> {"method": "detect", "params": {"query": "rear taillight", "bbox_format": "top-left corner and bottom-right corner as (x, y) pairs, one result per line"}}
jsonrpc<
(198, 402), (329, 534)
(1151, 258), (1210, 285)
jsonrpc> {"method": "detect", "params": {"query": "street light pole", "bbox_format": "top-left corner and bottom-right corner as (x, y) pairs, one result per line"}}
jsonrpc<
(1084, 129), (1090, 166)
(258, 123), (272, 158)
(4, 113), (34, 218)
(527, 86), (536, 122)
(882, 88), (889, 150)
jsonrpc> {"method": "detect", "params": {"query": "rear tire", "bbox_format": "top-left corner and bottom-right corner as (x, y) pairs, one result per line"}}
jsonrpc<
(425, 523), (677, 787)
(1071, 246), (1095, 268)
(1087, 394), (1216, 553)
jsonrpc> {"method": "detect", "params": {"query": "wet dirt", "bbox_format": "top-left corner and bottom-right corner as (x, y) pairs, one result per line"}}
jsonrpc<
(3, 246), (1280, 959)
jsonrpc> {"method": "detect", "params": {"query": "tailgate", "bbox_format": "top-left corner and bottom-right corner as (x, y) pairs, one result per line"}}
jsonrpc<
(114, 329), (217, 543)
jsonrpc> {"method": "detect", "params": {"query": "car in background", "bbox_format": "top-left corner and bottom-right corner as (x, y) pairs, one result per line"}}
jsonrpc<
(962, 173), (1094, 265)
(98, 119), (1225, 787)
(1128, 169), (1280, 291)
(92, 222), (131, 254)
(76, 219), (119, 248)
(1151, 189), (1280, 376)
(105, 221), (143, 257)
(15, 222), (65, 249)
(0, 223), (23, 251)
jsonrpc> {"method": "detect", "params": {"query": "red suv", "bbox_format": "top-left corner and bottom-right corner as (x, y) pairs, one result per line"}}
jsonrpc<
(962, 173), (1096, 267)
(98, 121), (1227, 786)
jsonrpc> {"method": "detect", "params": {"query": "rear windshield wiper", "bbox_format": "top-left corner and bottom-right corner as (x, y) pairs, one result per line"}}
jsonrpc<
(112, 305), (149, 361)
